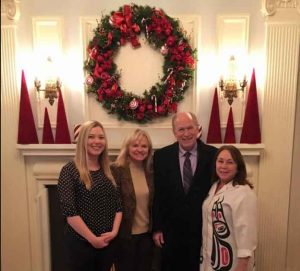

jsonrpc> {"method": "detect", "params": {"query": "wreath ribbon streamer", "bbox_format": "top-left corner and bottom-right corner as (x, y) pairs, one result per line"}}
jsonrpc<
(84, 4), (196, 123)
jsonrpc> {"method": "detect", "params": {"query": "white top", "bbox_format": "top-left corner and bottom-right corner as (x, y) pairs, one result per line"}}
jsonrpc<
(200, 181), (257, 271)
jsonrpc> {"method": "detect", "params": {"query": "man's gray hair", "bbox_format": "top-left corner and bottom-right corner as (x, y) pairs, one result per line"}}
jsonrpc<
(172, 112), (199, 131)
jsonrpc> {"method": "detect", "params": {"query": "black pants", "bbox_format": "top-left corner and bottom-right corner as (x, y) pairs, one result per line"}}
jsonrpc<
(114, 232), (154, 271)
(64, 231), (116, 271)
(161, 229), (201, 271)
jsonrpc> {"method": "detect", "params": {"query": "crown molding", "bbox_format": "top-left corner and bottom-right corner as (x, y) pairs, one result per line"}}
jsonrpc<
(1, 0), (20, 24)
(261, 0), (300, 18)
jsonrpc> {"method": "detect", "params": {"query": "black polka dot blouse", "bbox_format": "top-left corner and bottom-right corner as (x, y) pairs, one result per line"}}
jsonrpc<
(57, 161), (122, 241)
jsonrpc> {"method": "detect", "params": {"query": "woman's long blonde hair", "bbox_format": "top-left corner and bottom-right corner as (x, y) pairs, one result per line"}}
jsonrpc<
(74, 120), (115, 189)
(114, 129), (153, 175)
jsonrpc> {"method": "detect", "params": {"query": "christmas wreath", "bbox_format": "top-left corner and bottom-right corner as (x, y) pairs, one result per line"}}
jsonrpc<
(84, 4), (196, 123)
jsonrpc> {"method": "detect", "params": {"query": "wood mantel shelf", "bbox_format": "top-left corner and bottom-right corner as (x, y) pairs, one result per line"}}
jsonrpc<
(212, 143), (265, 156)
(17, 143), (265, 157)
(17, 144), (76, 157)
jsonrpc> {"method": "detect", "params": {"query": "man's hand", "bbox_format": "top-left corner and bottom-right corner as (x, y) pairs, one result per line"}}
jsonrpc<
(153, 231), (165, 248)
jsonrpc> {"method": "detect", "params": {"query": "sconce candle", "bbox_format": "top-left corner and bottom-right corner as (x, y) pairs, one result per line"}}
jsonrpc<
(219, 56), (247, 105)
(35, 77), (61, 105)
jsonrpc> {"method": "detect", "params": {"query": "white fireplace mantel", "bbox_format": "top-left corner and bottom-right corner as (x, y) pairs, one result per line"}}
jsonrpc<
(16, 142), (264, 271)
(17, 143), (265, 157)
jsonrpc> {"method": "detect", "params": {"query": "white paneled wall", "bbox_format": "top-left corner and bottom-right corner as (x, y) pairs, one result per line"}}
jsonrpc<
(32, 17), (63, 128)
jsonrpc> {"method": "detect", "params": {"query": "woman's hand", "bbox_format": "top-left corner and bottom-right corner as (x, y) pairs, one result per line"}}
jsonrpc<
(89, 235), (110, 249)
(233, 257), (250, 271)
(101, 230), (118, 243)
(66, 216), (112, 248)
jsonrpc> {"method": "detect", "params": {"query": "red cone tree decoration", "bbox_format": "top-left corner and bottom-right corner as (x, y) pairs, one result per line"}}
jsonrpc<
(224, 107), (236, 143)
(55, 87), (71, 143)
(42, 107), (54, 143)
(17, 70), (39, 144)
(240, 69), (261, 143)
(206, 88), (222, 143)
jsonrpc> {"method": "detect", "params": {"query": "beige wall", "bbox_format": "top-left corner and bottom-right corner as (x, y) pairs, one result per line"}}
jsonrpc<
(1, 3), (32, 270)
(256, 6), (300, 270)
(287, 60), (300, 271)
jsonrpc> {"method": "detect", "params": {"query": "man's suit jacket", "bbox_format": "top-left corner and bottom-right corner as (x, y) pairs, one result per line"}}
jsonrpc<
(152, 140), (217, 242)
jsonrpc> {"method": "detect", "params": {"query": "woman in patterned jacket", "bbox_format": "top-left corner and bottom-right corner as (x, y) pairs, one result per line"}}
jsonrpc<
(200, 145), (257, 271)
(57, 120), (122, 271)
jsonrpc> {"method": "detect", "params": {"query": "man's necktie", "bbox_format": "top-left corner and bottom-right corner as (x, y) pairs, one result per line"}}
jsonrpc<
(183, 152), (193, 194)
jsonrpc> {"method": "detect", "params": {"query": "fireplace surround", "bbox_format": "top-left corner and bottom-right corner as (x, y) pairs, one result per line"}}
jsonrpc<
(18, 143), (263, 271)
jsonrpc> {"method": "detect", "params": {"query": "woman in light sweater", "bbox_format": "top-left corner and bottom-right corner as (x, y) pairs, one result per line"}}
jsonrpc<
(111, 128), (155, 271)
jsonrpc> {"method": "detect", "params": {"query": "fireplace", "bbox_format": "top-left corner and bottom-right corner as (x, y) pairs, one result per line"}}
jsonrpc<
(18, 143), (263, 271)
(46, 185), (67, 271)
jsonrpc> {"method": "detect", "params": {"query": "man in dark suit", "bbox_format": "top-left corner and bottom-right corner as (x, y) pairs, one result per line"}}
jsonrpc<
(152, 112), (217, 271)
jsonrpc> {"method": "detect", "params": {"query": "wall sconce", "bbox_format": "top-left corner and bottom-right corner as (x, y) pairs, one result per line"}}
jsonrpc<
(219, 55), (247, 105)
(34, 77), (61, 105)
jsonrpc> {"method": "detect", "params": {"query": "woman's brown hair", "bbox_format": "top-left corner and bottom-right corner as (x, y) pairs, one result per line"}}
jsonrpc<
(212, 145), (254, 189)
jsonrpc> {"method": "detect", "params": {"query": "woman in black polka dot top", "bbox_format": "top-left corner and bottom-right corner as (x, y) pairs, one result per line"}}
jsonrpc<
(58, 120), (122, 271)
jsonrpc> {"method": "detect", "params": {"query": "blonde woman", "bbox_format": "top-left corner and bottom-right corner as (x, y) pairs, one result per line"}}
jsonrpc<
(111, 129), (155, 271)
(57, 120), (122, 271)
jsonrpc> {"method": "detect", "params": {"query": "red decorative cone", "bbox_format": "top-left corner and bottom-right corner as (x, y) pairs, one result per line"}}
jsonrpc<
(55, 87), (71, 143)
(224, 107), (236, 143)
(206, 88), (222, 143)
(42, 107), (54, 143)
(17, 70), (39, 144)
(240, 69), (261, 143)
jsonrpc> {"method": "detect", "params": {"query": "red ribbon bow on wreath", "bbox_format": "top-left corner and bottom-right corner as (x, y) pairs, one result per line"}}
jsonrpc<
(110, 5), (141, 48)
